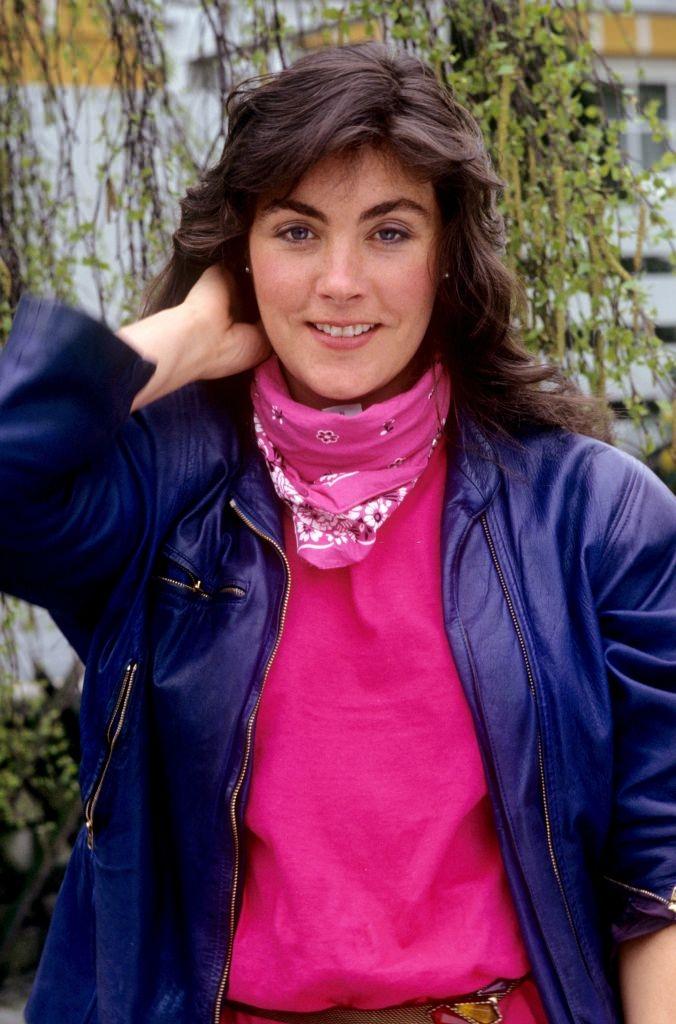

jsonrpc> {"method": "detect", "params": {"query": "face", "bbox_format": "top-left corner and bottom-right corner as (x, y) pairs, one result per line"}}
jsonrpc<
(247, 147), (443, 409)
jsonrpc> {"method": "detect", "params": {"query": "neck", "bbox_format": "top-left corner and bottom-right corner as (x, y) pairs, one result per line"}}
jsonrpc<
(279, 353), (431, 411)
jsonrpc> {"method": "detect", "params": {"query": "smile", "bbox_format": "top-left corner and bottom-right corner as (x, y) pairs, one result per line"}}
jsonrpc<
(306, 322), (381, 350)
(312, 322), (376, 337)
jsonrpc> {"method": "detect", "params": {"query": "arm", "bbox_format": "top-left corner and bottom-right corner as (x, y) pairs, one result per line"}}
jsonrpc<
(0, 265), (269, 632)
(619, 923), (676, 1024)
(589, 449), (676, 975)
(0, 294), (178, 630)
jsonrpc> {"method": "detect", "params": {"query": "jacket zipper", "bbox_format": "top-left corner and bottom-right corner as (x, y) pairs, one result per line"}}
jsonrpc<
(84, 659), (138, 850)
(479, 514), (593, 974)
(603, 875), (676, 913)
(212, 498), (292, 1024)
(154, 566), (245, 599)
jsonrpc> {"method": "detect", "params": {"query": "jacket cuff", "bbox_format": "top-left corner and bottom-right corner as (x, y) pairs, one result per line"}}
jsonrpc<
(605, 877), (676, 947)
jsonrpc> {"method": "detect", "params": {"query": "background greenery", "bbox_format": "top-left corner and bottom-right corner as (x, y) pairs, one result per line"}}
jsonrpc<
(0, 0), (674, 982)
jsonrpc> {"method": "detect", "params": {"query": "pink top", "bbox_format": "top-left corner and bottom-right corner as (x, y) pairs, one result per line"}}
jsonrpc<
(225, 439), (547, 1023)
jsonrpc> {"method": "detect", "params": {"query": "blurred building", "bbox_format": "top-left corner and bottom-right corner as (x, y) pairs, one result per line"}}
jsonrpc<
(591, 0), (676, 428)
(593, 0), (676, 249)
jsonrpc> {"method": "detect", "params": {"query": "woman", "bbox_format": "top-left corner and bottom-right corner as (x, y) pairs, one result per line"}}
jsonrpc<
(1, 42), (674, 1024)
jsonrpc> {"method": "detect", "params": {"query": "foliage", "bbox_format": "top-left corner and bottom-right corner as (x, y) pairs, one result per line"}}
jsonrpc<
(0, 603), (79, 833)
(0, 599), (80, 974)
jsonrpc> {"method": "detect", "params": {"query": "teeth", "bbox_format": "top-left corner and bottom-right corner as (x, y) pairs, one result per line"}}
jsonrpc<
(313, 323), (375, 337)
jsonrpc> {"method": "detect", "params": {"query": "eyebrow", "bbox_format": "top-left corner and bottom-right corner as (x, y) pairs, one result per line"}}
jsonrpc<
(259, 196), (431, 223)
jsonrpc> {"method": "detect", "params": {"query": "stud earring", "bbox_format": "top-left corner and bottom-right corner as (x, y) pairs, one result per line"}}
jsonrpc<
(244, 264), (250, 273)
(443, 271), (449, 278)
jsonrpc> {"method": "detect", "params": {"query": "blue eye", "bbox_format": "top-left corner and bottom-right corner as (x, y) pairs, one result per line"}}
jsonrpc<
(376, 227), (409, 243)
(280, 225), (313, 242)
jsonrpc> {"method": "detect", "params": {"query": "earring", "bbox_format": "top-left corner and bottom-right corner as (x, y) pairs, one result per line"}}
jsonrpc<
(244, 264), (250, 273)
(443, 271), (449, 278)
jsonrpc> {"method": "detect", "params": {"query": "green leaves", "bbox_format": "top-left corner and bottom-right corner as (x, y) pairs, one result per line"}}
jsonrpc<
(0, 605), (79, 835)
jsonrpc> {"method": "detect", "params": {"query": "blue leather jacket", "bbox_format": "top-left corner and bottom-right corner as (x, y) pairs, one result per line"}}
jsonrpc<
(1, 294), (675, 1024)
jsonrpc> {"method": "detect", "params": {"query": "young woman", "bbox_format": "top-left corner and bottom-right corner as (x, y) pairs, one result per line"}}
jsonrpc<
(1, 42), (674, 1024)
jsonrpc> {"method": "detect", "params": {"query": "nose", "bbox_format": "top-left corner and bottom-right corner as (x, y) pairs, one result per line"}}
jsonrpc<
(315, 244), (365, 304)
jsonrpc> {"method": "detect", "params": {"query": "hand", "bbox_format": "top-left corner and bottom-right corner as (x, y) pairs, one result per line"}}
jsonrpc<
(183, 262), (272, 380)
(119, 262), (272, 412)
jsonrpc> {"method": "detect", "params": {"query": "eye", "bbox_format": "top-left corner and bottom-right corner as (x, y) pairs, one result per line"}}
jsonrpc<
(277, 225), (314, 243)
(375, 227), (410, 244)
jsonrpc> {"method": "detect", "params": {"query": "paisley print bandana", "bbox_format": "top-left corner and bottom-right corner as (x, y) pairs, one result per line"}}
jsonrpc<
(250, 354), (452, 569)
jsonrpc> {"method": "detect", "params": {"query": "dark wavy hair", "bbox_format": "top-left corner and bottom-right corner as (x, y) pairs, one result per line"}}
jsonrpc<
(140, 41), (612, 445)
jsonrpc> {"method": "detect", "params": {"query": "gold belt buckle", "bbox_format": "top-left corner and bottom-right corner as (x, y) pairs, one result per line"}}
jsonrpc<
(426, 975), (525, 1024)
(427, 994), (502, 1024)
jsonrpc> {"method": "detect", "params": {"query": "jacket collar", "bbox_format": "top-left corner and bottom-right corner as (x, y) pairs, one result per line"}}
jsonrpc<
(443, 408), (502, 520)
(231, 441), (287, 547)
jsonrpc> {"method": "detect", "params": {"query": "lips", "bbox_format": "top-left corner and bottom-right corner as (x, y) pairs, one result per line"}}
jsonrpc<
(306, 322), (380, 350)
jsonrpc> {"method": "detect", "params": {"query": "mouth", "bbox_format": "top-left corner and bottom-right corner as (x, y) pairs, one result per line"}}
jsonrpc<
(306, 322), (381, 350)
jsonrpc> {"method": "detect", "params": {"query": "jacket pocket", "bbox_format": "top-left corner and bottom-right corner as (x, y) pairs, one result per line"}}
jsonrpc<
(151, 553), (246, 600)
(83, 659), (138, 850)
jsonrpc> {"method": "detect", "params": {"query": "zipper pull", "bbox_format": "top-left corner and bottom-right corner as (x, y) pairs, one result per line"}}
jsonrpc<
(668, 887), (676, 914)
(85, 817), (94, 850)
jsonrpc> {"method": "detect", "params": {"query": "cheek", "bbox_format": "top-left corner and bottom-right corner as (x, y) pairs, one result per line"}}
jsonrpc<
(385, 261), (436, 321)
(253, 259), (304, 316)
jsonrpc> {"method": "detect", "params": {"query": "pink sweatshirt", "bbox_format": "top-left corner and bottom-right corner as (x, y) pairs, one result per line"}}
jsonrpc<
(225, 439), (547, 1022)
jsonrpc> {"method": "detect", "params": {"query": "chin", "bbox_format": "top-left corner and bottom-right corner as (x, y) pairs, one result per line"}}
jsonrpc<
(283, 362), (379, 408)
(310, 374), (381, 406)
(322, 378), (374, 399)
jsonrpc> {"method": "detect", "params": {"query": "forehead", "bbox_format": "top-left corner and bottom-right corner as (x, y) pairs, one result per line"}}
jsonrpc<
(255, 146), (435, 217)
(302, 147), (428, 191)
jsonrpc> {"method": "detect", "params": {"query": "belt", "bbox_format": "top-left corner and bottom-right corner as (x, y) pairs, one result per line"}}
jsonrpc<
(226, 973), (530, 1024)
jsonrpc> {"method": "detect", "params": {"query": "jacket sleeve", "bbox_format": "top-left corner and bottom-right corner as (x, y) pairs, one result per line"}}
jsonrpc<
(0, 292), (187, 648)
(591, 447), (676, 944)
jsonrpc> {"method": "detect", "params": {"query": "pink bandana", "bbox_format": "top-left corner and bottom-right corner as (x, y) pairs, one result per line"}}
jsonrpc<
(250, 356), (452, 569)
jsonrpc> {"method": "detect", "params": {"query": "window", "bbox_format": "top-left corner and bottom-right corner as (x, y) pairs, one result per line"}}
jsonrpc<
(597, 80), (629, 180)
(599, 81), (625, 121)
(655, 325), (676, 344)
(638, 83), (667, 119)
(188, 54), (222, 93)
(638, 83), (669, 169)
(620, 254), (674, 274)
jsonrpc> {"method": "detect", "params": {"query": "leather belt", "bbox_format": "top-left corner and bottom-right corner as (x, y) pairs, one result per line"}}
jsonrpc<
(226, 973), (530, 1024)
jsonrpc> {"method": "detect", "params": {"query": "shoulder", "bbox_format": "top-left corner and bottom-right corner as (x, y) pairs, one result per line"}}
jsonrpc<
(494, 425), (669, 511)
(492, 426), (676, 594)
(131, 377), (245, 513)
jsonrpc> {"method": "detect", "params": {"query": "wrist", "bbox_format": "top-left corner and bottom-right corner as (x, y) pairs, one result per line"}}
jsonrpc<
(117, 302), (206, 411)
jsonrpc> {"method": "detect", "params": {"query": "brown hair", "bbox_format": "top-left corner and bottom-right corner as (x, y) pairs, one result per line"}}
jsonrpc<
(140, 41), (612, 445)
